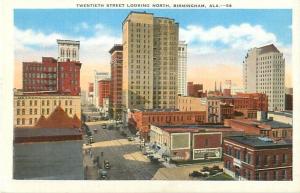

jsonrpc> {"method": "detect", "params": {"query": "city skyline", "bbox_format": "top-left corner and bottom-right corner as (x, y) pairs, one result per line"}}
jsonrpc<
(14, 9), (292, 91)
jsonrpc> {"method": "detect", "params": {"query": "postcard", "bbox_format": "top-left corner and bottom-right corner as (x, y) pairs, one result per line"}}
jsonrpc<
(0, 0), (299, 192)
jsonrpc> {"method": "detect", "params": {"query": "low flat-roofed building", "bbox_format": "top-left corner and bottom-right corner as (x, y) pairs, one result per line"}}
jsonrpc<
(267, 111), (292, 125)
(129, 109), (206, 140)
(149, 125), (242, 161)
(223, 135), (292, 181)
(224, 118), (292, 140)
(13, 105), (84, 180)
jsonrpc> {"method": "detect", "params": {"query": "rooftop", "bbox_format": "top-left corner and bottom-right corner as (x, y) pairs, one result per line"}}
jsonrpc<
(224, 135), (292, 149)
(152, 124), (232, 133)
(109, 44), (123, 54)
(231, 119), (292, 129)
(268, 111), (293, 118)
(258, 44), (280, 54)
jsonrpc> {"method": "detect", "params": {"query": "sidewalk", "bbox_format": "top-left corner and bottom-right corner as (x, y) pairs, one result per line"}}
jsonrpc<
(83, 149), (99, 180)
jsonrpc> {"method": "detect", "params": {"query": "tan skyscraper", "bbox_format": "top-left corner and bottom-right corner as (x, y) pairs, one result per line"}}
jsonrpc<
(122, 11), (179, 110)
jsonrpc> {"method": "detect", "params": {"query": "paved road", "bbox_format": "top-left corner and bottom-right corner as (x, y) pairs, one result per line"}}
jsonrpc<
(83, 122), (162, 180)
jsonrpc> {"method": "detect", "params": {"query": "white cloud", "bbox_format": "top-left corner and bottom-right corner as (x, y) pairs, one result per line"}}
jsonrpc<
(180, 23), (278, 52)
(74, 22), (90, 32)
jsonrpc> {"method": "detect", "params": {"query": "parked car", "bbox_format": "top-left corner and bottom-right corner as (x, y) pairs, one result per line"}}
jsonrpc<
(99, 170), (108, 180)
(102, 125), (107, 129)
(104, 160), (111, 169)
(127, 136), (134, 141)
(189, 171), (203, 177)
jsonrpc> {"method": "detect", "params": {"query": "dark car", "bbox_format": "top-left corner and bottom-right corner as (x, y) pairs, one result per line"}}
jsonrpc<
(189, 171), (203, 177)
(104, 160), (111, 169)
(127, 136), (134, 141)
(99, 170), (108, 180)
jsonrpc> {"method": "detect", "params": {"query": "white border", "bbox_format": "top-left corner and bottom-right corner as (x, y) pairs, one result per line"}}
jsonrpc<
(0, 0), (300, 193)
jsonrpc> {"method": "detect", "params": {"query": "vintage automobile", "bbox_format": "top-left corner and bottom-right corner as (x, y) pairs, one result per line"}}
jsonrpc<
(104, 160), (111, 169)
(99, 170), (108, 180)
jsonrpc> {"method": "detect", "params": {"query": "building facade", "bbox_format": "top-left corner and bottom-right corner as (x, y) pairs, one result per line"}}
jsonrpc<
(14, 93), (81, 128)
(109, 44), (123, 120)
(187, 82), (204, 97)
(122, 11), (179, 110)
(224, 118), (292, 140)
(178, 41), (187, 96)
(177, 93), (268, 123)
(243, 44), (285, 111)
(149, 125), (244, 161)
(98, 79), (111, 108)
(57, 39), (80, 62)
(129, 109), (206, 139)
(223, 135), (292, 180)
(22, 57), (81, 96)
(93, 71), (110, 107)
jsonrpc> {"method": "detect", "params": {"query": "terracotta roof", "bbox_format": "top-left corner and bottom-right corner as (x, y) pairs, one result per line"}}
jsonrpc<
(35, 106), (80, 129)
(35, 115), (47, 128)
(72, 114), (81, 128)
(259, 44), (280, 54)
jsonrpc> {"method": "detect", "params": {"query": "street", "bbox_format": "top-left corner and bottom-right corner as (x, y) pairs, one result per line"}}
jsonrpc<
(83, 122), (162, 180)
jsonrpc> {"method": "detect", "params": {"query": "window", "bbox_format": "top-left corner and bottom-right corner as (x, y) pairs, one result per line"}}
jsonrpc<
(17, 109), (20, 115)
(34, 100), (37, 106)
(17, 118), (20, 125)
(204, 139), (209, 147)
(22, 100), (25, 106)
(69, 108), (72, 114)
(42, 109), (44, 115)
(17, 100), (20, 106)
(65, 100), (68, 106)
(29, 100), (32, 106)
(282, 170), (287, 180)
(47, 100), (50, 106)
(22, 109), (25, 115)
(47, 108), (49, 115)
(65, 108), (68, 113)
(54, 100), (56, 106)
(282, 154), (288, 164)
(29, 118), (32, 124)
(34, 109), (37, 114)
(29, 109), (32, 115)
(264, 155), (268, 165)
(21, 118), (25, 125)
(42, 100), (45, 106)
(69, 100), (72, 105)
(34, 118), (37, 123)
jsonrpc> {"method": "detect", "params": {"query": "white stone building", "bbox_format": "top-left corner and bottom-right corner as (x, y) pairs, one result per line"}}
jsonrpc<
(93, 71), (110, 108)
(243, 44), (285, 111)
(178, 41), (187, 96)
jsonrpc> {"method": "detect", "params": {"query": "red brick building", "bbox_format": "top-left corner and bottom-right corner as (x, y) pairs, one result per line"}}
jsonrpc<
(150, 124), (244, 161)
(285, 94), (293, 110)
(129, 110), (206, 139)
(98, 79), (111, 108)
(23, 57), (81, 96)
(224, 118), (292, 140)
(187, 82), (205, 97)
(109, 44), (123, 120)
(223, 135), (292, 180)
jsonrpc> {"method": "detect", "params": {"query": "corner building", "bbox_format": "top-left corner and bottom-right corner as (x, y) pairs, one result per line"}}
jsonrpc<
(122, 12), (179, 110)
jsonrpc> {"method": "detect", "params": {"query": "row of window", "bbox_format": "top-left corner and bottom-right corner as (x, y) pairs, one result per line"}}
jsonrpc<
(16, 99), (74, 107)
(16, 108), (73, 115)
(224, 161), (288, 180)
(225, 146), (289, 165)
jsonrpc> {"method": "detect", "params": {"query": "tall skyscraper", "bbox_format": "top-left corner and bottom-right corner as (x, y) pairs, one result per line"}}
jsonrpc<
(93, 71), (110, 107)
(243, 44), (285, 111)
(178, 41), (187, 96)
(57, 40), (80, 62)
(109, 44), (123, 120)
(122, 11), (179, 110)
